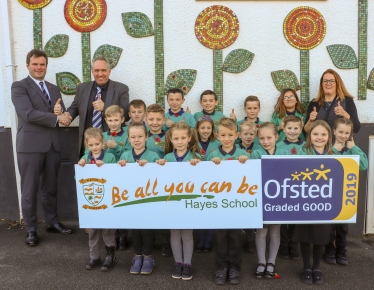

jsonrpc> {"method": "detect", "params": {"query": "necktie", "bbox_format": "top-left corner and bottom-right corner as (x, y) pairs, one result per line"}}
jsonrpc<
(39, 82), (51, 107)
(92, 86), (102, 128)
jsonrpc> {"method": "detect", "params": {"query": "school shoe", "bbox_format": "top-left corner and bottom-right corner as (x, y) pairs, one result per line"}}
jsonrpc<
(85, 258), (100, 270)
(336, 253), (348, 265)
(214, 268), (228, 285)
(301, 269), (313, 285)
(130, 255), (143, 274)
(172, 262), (184, 279)
(324, 251), (336, 264)
(45, 222), (73, 235)
(101, 246), (116, 271)
(203, 242), (212, 253)
(25, 232), (38, 246)
(278, 247), (290, 259)
(254, 263), (266, 278)
(228, 269), (240, 285)
(312, 270), (323, 285)
(140, 256), (154, 274)
(195, 242), (203, 253)
(264, 263), (276, 278)
(289, 248), (300, 260)
(182, 264), (193, 280)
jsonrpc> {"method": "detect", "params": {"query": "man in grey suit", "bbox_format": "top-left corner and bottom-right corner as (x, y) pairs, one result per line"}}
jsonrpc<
(11, 49), (73, 246)
(62, 56), (129, 155)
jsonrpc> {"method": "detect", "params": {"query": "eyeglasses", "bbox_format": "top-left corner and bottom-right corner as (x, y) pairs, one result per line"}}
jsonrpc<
(322, 79), (336, 85)
(284, 96), (296, 101)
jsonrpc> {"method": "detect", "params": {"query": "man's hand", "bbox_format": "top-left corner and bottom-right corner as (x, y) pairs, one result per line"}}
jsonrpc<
(58, 113), (71, 126)
(93, 95), (104, 112)
(54, 98), (62, 115)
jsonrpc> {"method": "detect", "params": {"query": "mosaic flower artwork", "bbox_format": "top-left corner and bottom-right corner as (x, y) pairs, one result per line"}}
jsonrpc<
(18, 0), (51, 9)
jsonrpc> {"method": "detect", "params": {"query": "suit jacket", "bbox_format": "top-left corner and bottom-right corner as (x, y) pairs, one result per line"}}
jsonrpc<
(67, 80), (129, 152)
(11, 76), (65, 153)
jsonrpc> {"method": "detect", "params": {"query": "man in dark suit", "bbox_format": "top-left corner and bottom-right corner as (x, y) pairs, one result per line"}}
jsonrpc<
(11, 49), (73, 246)
(62, 56), (129, 155)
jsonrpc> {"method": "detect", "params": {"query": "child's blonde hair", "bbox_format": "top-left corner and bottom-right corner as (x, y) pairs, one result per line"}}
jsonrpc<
(303, 120), (333, 155)
(240, 120), (257, 133)
(84, 127), (104, 145)
(283, 115), (303, 127)
(147, 103), (165, 115)
(218, 117), (237, 132)
(333, 118), (353, 131)
(128, 122), (147, 136)
(164, 122), (201, 159)
(257, 122), (277, 136)
(105, 105), (124, 118)
(195, 116), (216, 141)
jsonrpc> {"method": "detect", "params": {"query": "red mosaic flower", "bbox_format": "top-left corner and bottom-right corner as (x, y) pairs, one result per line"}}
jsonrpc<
(291, 147), (297, 155)
(64, 0), (107, 32)
(19, 0), (51, 9)
(111, 132), (117, 137)
(195, 5), (239, 50)
(154, 137), (161, 142)
(284, 6), (326, 50)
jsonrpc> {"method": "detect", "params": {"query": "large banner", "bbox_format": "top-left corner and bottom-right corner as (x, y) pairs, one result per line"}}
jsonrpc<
(75, 156), (360, 229)
(75, 160), (263, 229)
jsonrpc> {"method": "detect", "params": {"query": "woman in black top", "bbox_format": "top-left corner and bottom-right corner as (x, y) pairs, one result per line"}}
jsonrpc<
(304, 69), (360, 133)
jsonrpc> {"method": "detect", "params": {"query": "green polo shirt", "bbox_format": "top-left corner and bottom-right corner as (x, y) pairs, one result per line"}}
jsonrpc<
(194, 110), (226, 132)
(206, 146), (251, 161)
(119, 148), (159, 163)
(271, 111), (306, 143)
(81, 151), (116, 164)
(251, 147), (289, 159)
(332, 145), (368, 171)
(164, 150), (201, 162)
(146, 131), (166, 158)
(198, 139), (220, 160)
(164, 109), (196, 129)
(276, 138), (306, 155)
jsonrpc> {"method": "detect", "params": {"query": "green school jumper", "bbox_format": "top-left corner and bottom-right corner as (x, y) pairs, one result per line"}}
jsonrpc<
(119, 148), (159, 163)
(276, 138), (305, 155)
(206, 146), (251, 161)
(146, 131), (166, 158)
(271, 111), (306, 143)
(81, 151), (116, 164)
(236, 117), (263, 146)
(332, 145), (368, 171)
(194, 110), (226, 132)
(198, 139), (220, 161)
(102, 128), (130, 161)
(251, 147), (289, 159)
(163, 108), (196, 129)
(235, 142), (261, 155)
(164, 151), (201, 162)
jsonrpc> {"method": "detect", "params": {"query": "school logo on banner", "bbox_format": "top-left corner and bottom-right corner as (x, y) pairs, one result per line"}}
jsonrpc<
(79, 178), (108, 210)
(262, 156), (359, 223)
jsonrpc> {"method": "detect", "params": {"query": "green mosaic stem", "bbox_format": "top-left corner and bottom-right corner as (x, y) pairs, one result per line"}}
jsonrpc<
(214, 50), (223, 112)
(154, 0), (165, 107)
(33, 9), (42, 50)
(300, 50), (310, 110)
(358, 0), (368, 100)
(82, 32), (91, 82)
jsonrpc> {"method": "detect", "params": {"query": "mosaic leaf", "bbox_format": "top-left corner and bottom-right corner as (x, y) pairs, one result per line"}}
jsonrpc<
(327, 45), (358, 69)
(122, 12), (154, 38)
(56, 72), (81, 95)
(44, 34), (69, 58)
(223, 49), (254, 73)
(164, 69), (197, 96)
(367, 68), (374, 90)
(93, 44), (123, 69)
(271, 70), (300, 92)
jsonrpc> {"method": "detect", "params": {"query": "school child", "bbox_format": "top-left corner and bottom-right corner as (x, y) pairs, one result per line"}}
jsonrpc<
(145, 104), (167, 158)
(118, 122), (162, 274)
(78, 128), (117, 272)
(164, 88), (196, 129)
(324, 118), (368, 265)
(274, 115), (305, 259)
(206, 118), (250, 285)
(251, 123), (288, 279)
(236, 120), (261, 154)
(125, 99), (147, 128)
(162, 122), (201, 280)
(271, 88), (306, 143)
(292, 120), (335, 285)
(193, 90), (225, 132)
(195, 116), (220, 161)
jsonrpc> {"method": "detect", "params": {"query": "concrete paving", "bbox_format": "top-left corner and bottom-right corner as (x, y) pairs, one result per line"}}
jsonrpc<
(0, 221), (373, 289)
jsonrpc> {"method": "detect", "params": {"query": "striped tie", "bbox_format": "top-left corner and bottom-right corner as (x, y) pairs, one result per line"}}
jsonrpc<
(92, 86), (102, 128)
(39, 82), (51, 107)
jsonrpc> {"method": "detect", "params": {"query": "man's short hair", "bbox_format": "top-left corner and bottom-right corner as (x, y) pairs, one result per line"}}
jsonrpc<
(91, 55), (110, 69)
(26, 49), (48, 65)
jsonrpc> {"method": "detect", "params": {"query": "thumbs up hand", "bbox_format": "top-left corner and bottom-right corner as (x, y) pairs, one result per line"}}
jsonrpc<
(93, 94), (104, 112)
(230, 108), (236, 120)
(334, 100), (348, 118)
(166, 116), (174, 128)
(186, 106), (191, 113)
(310, 106), (318, 121)
(54, 98), (62, 115)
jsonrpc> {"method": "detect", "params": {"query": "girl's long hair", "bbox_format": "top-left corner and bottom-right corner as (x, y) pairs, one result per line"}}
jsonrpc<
(272, 88), (305, 119)
(303, 120), (333, 155)
(195, 116), (216, 141)
(164, 122), (201, 159)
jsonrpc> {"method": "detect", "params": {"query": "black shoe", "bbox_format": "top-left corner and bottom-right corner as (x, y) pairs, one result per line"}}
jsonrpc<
(312, 270), (323, 285)
(172, 262), (183, 279)
(214, 268), (228, 285)
(229, 269), (240, 285)
(182, 264), (193, 280)
(289, 249), (300, 260)
(325, 251), (336, 264)
(301, 269), (313, 285)
(46, 222), (73, 235)
(203, 242), (212, 253)
(336, 253), (348, 265)
(278, 248), (290, 259)
(25, 231), (38, 246)
(101, 246), (116, 271)
(254, 263), (266, 278)
(85, 258), (100, 270)
(161, 241), (172, 257)
(264, 263), (275, 278)
(118, 236), (128, 251)
(195, 242), (203, 253)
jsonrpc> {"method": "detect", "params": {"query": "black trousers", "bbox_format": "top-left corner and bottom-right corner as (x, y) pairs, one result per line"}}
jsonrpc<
(325, 224), (348, 255)
(132, 229), (154, 256)
(215, 229), (242, 271)
(280, 224), (298, 250)
(17, 146), (61, 232)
